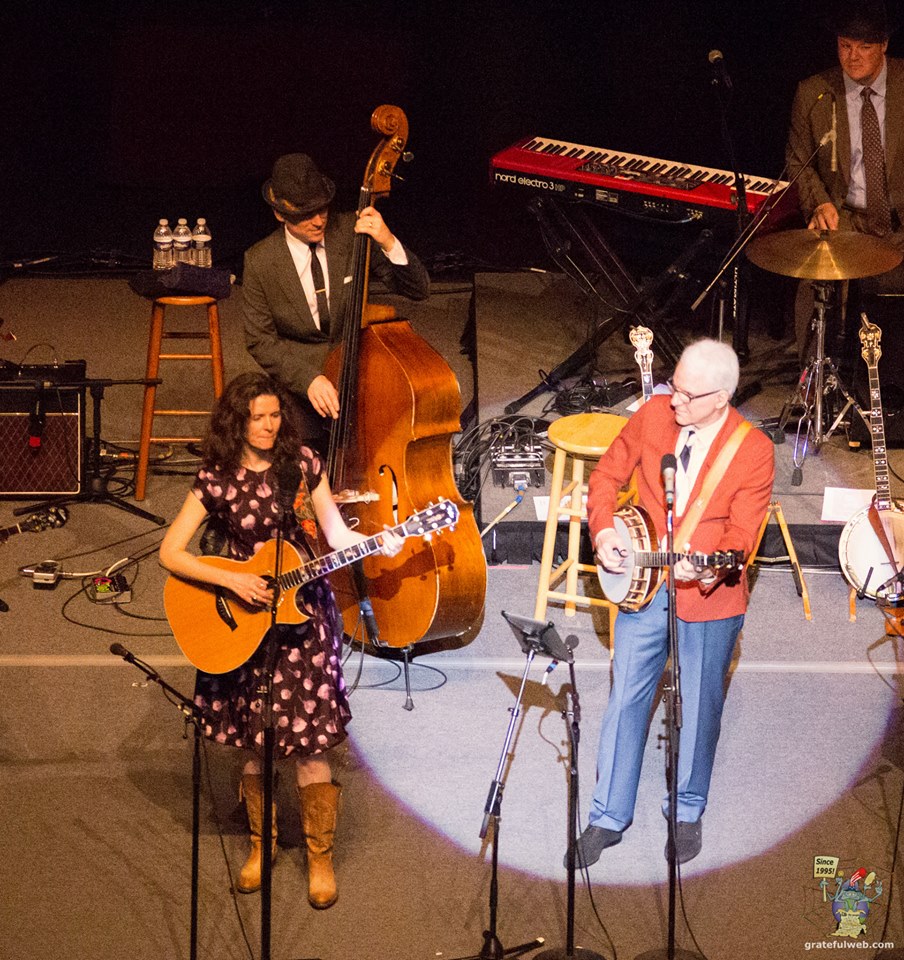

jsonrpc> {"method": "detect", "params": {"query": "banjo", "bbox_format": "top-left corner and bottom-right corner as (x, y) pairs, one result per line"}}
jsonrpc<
(838, 314), (904, 603)
(597, 503), (744, 611)
(629, 325), (655, 404)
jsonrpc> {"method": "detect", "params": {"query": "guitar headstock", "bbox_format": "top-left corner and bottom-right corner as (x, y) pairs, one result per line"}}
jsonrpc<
(402, 499), (460, 540)
(19, 506), (69, 533)
(710, 550), (745, 571)
(859, 312), (882, 367)
(629, 325), (655, 372)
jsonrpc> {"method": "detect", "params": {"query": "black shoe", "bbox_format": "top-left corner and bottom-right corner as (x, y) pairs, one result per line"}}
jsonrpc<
(565, 824), (623, 869)
(665, 819), (702, 864)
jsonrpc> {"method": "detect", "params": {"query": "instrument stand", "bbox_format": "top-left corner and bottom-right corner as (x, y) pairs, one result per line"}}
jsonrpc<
(505, 198), (698, 414)
(749, 500), (812, 620)
(777, 282), (861, 483)
(14, 377), (166, 525)
(109, 643), (207, 960)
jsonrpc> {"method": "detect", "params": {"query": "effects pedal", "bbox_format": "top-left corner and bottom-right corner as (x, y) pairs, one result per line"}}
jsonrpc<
(89, 574), (131, 604)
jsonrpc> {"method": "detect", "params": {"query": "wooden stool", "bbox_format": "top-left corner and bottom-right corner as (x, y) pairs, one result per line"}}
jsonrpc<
(135, 296), (225, 501)
(534, 412), (633, 633)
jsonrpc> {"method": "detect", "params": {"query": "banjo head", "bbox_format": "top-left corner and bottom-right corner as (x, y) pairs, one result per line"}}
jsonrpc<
(839, 501), (904, 600)
(596, 504), (659, 610)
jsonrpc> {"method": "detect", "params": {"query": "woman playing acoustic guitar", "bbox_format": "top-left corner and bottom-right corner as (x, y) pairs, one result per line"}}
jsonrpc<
(160, 371), (402, 908)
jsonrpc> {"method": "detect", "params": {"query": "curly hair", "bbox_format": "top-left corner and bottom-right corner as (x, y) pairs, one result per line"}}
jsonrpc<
(202, 372), (302, 471)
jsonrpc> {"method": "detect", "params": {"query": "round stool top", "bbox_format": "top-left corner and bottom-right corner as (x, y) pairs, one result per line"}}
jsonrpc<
(154, 295), (217, 306)
(547, 412), (629, 456)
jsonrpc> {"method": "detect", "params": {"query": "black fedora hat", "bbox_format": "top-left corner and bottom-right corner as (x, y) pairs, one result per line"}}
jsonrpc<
(262, 153), (336, 222)
(827, 1), (894, 41)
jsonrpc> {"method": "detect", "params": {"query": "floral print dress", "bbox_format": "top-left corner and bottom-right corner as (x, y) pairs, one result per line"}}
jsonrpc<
(191, 446), (351, 758)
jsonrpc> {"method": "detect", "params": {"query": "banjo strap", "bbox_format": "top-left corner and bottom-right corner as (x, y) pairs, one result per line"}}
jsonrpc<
(674, 420), (752, 547)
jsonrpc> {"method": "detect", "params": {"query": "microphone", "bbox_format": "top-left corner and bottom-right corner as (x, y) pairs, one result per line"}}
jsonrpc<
(275, 460), (302, 515)
(816, 91), (837, 172)
(831, 98), (837, 173)
(708, 49), (732, 91)
(661, 453), (677, 507)
(109, 641), (136, 663)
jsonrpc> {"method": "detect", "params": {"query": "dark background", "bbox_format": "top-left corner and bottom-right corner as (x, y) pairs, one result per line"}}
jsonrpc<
(0, 0), (898, 278)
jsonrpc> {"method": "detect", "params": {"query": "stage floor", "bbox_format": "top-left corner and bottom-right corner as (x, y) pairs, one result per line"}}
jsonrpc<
(0, 275), (902, 960)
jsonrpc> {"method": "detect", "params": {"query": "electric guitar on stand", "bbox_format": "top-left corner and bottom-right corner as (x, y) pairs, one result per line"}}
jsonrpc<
(838, 315), (904, 603)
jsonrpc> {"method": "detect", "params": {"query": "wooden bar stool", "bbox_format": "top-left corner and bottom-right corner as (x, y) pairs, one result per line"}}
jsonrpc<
(534, 412), (634, 633)
(135, 295), (225, 501)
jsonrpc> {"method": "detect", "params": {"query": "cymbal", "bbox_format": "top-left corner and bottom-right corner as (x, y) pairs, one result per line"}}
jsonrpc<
(746, 229), (903, 280)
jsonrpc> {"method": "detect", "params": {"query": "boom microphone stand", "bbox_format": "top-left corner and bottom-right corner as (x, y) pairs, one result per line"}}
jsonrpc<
(109, 642), (207, 960)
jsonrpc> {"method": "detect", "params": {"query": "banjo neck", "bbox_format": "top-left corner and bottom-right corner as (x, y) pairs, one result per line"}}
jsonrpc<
(860, 314), (892, 511)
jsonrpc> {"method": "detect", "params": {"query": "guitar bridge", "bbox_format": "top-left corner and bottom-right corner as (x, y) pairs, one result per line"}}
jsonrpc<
(214, 588), (238, 632)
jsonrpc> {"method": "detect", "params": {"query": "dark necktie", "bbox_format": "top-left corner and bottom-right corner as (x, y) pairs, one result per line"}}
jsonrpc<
(309, 243), (331, 335)
(679, 431), (695, 472)
(861, 87), (892, 236)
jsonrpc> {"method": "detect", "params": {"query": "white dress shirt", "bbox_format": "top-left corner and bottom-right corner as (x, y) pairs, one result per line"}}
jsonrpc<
(844, 59), (888, 212)
(283, 227), (409, 331)
(674, 407), (729, 517)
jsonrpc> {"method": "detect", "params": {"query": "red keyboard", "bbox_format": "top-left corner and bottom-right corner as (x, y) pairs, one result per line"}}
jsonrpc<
(491, 135), (797, 226)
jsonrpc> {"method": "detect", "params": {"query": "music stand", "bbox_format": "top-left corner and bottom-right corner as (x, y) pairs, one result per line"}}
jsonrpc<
(501, 613), (606, 960)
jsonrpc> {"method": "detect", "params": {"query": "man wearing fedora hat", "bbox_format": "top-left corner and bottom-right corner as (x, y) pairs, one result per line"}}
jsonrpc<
(784, 1), (904, 366)
(242, 153), (430, 443)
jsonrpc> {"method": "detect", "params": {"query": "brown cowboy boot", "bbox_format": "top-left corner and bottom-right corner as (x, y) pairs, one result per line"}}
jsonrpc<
(299, 781), (341, 909)
(237, 773), (278, 894)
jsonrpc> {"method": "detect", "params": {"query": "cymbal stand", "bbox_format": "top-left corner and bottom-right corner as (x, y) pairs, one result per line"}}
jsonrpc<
(778, 282), (860, 483)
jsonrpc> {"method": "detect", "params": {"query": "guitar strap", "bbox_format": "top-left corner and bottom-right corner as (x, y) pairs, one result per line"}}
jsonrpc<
(867, 498), (900, 575)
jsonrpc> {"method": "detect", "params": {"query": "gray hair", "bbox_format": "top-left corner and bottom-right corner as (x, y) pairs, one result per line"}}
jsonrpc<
(678, 339), (740, 395)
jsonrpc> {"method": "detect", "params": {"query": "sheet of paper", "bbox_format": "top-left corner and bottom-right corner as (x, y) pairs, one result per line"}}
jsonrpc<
(821, 486), (874, 522)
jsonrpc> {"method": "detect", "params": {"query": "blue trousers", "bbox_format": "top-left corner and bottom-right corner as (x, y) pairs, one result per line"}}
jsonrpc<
(588, 587), (743, 830)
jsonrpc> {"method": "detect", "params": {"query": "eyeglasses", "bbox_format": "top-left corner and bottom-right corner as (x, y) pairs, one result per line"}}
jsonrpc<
(666, 378), (722, 404)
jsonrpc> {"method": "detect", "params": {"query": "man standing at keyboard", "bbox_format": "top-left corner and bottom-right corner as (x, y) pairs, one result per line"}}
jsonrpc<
(243, 153), (430, 447)
(785, 3), (904, 359)
(573, 339), (773, 867)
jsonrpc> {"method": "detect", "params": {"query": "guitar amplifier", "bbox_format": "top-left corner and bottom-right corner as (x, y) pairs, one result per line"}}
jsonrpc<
(0, 379), (86, 496)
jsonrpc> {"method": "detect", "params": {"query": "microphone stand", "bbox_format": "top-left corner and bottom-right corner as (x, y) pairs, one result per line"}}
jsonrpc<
(109, 643), (207, 960)
(259, 483), (294, 960)
(635, 482), (700, 960)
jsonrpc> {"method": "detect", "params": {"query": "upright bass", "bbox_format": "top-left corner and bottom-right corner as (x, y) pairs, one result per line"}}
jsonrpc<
(323, 105), (487, 648)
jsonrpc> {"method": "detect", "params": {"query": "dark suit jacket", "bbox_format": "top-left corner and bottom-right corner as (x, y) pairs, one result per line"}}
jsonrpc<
(786, 57), (904, 230)
(242, 211), (430, 436)
(587, 396), (774, 622)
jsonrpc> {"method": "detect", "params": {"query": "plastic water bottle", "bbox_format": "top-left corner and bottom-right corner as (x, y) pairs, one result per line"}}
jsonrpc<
(153, 219), (174, 270)
(173, 218), (193, 264)
(192, 218), (212, 268)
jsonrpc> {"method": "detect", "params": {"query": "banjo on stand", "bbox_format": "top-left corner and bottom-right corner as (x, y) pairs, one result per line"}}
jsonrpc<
(838, 314), (904, 604)
(629, 325), (655, 405)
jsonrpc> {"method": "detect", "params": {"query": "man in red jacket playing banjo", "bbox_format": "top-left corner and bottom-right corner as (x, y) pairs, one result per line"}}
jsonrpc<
(576, 338), (774, 866)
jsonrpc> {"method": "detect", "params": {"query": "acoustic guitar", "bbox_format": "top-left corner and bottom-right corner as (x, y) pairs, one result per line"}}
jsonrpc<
(838, 315), (904, 602)
(596, 503), (744, 611)
(164, 500), (459, 674)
